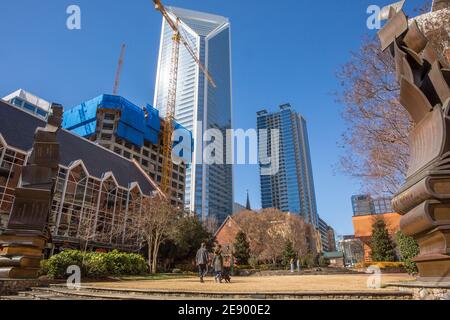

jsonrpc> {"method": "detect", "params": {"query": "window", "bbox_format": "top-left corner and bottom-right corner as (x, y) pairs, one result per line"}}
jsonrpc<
(125, 142), (133, 150)
(102, 123), (114, 130)
(23, 103), (36, 112)
(101, 134), (112, 140)
(123, 151), (131, 159)
(104, 113), (115, 121)
(142, 160), (149, 167)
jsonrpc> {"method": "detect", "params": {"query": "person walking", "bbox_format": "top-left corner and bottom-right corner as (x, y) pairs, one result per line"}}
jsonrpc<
(213, 245), (224, 283)
(196, 242), (209, 283)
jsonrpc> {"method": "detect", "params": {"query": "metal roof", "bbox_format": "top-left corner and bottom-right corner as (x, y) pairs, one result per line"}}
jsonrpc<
(0, 100), (156, 195)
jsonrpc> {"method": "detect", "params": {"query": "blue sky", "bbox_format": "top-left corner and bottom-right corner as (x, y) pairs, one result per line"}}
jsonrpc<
(0, 0), (423, 236)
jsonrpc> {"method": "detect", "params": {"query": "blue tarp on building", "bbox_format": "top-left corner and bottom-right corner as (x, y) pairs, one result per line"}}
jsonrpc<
(63, 94), (192, 163)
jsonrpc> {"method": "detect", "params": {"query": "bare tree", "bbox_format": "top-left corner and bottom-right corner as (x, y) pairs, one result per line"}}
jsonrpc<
(337, 35), (411, 195)
(233, 209), (315, 265)
(286, 214), (309, 257)
(204, 215), (219, 235)
(138, 197), (180, 274)
(336, 1), (449, 195)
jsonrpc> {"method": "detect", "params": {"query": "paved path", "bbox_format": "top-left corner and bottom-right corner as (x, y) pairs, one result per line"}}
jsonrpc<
(86, 274), (415, 293)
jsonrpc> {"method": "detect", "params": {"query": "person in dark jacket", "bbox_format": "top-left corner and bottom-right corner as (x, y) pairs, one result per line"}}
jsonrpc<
(196, 242), (209, 283)
(213, 245), (224, 283)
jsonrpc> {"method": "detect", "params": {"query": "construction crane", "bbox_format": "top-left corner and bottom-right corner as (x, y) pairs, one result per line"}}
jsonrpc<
(152, 0), (216, 196)
(113, 43), (126, 95)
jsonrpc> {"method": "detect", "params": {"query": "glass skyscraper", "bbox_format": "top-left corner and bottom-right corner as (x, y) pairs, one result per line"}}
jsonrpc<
(257, 104), (319, 227)
(351, 194), (393, 216)
(154, 7), (233, 222)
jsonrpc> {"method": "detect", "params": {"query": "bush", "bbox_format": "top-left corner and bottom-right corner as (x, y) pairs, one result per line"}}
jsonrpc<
(39, 259), (50, 277)
(45, 250), (84, 279)
(365, 262), (404, 269)
(43, 250), (147, 279)
(301, 254), (315, 269)
(396, 231), (420, 275)
(174, 263), (197, 273)
(318, 256), (330, 267)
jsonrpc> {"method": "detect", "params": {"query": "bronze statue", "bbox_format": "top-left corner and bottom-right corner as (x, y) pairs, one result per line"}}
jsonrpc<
(0, 104), (63, 279)
(379, 1), (450, 282)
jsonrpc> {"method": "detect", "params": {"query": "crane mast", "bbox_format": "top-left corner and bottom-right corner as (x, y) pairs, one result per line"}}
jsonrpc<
(113, 43), (126, 95)
(152, 0), (216, 197)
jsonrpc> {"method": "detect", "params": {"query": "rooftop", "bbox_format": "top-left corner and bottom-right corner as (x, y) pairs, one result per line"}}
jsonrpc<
(0, 99), (157, 195)
(2, 89), (51, 112)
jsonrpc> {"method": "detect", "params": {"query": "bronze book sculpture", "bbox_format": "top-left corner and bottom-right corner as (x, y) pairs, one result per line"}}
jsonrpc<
(0, 104), (63, 279)
(378, 0), (450, 282)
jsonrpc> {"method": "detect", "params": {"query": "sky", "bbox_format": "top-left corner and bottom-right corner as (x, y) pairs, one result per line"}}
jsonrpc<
(0, 0), (424, 236)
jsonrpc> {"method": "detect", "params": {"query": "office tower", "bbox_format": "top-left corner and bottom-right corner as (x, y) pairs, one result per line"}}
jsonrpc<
(154, 7), (233, 222)
(257, 104), (319, 227)
(318, 217), (336, 253)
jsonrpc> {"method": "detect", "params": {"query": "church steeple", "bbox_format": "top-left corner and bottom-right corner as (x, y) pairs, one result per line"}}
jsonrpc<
(246, 190), (251, 211)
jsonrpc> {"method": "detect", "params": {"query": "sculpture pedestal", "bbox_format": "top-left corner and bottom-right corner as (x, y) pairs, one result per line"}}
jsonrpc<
(0, 231), (47, 279)
(387, 281), (450, 300)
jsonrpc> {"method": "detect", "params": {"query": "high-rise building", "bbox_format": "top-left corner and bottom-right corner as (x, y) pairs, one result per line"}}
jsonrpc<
(154, 7), (233, 222)
(63, 94), (190, 208)
(2, 89), (50, 119)
(257, 104), (319, 227)
(351, 194), (393, 216)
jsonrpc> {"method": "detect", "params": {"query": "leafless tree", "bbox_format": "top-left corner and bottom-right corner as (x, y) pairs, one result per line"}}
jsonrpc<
(337, 34), (411, 195)
(204, 215), (219, 235)
(233, 209), (316, 265)
(137, 196), (181, 274)
(336, 1), (449, 195)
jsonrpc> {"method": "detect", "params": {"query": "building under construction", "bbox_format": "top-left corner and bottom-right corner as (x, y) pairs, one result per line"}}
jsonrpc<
(63, 94), (192, 208)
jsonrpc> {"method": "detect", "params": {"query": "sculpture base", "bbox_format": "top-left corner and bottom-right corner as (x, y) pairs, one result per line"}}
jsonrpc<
(0, 232), (46, 279)
(0, 267), (41, 279)
(415, 254), (450, 282)
(386, 281), (450, 300)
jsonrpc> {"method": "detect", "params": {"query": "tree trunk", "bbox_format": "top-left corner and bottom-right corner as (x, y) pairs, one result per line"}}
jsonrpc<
(152, 235), (161, 274)
(147, 240), (153, 274)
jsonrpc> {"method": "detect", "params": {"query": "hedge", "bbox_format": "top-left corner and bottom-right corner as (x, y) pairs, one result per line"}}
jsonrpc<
(41, 250), (148, 279)
(354, 262), (405, 269)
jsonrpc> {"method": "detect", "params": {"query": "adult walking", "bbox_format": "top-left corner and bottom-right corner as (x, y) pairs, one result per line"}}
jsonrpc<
(213, 245), (224, 283)
(196, 242), (209, 283)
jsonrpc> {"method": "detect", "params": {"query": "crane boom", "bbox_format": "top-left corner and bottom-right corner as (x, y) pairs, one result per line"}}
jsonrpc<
(113, 43), (126, 95)
(152, 0), (216, 197)
(153, 0), (216, 88)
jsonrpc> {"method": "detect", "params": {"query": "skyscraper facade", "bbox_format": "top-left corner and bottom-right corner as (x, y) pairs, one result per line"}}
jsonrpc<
(351, 194), (393, 216)
(154, 7), (233, 222)
(257, 104), (319, 227)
